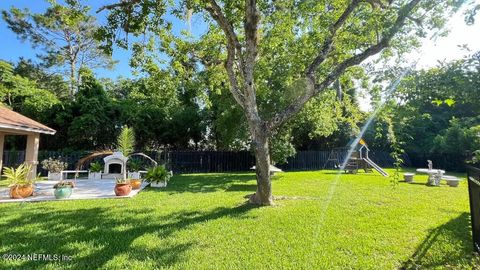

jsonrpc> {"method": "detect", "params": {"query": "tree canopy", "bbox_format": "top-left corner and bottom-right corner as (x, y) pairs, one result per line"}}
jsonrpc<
(2, 0), (115, 95)
(368, 52), (480, 155)
(95, 0), (464, 205)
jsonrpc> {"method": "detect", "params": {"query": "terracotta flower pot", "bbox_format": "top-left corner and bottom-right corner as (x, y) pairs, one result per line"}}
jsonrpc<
(130, 179), (142, 190)
(9, 184), (34, 199)
(114, 183), (132, 196)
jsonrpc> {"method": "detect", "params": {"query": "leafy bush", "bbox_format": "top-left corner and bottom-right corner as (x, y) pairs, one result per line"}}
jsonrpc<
(144, 165), (171, 184)
(41, 158), (67, 173)
(89, 162), (103, 173)
(127, 159), (144, 172)
(431, 119), (480, 154)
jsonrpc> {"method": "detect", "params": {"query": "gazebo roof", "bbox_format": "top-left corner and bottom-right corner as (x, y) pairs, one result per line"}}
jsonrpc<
(0, 107), (56, 135)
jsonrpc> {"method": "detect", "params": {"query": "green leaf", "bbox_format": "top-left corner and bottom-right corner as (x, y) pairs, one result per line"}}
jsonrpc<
(444, 98), (455, 107)
(117, 126), (135, 157)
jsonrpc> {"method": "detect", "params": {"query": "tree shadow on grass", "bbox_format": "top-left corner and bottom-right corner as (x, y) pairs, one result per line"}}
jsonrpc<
(400, 212), (477, 269)
(225, 184), (257, 192)
(152, 173), (257, 194)
(405, 182), (429, 186)
(320, 171), (378, 175)
(0, 202), (257, 269)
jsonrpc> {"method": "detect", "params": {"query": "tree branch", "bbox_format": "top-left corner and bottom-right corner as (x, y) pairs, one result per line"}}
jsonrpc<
(268, 0), (421, 131)
(204, 0), (247, 109)
(242, 0), (261, 122)
(305, 0), (361, 78)
(244, 0), (259, 70)
(204, 0), (243, 56)
(96, 0), (141, 13)
(364, 0), (388, 9)
(407, 15), (422, 26)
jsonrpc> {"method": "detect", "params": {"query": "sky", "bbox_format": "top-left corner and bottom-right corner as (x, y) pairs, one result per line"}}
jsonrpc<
(0, 1), (479, 81)
(0, 0), (206, 79)
(415, 5), (480, 68)
(355, 5), (480, 111)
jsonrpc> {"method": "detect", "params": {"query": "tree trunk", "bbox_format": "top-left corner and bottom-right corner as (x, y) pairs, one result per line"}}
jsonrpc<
(123, 160), (127, 180)
(249, 128), (274, 206)
(69, 61), (76, 97)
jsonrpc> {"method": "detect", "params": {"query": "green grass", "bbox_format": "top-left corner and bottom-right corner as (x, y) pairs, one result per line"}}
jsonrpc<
(0, 169), (477, 269)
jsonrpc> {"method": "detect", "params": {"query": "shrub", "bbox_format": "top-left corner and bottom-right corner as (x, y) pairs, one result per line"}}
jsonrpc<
(127, 159), (144, 172)
(144, 165), (171, 184)
(41, 158), (67, 173)
(89, 162), (103, 173)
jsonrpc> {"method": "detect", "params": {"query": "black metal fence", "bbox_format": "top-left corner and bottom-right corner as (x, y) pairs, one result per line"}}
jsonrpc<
(275, 150), (408, 171)
(2, 149), (408, 175)
(467, 166), (480, 252)
(150, 151), (255, 173)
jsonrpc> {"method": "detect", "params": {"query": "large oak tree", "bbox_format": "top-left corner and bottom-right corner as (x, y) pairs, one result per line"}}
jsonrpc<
(97, 0), (460, 205)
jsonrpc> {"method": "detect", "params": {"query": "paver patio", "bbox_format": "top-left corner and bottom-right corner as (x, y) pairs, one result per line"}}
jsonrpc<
(0, 179), (147, 203)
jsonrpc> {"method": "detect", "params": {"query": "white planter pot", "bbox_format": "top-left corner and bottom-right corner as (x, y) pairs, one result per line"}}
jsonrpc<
(128, 172), (141, 179)
(403, 173), (414, 183)
(48, 172), (62, 181)
(150, 181), (167, 188)
(447, 180), (459, 187)
(89, 172), (102, 180)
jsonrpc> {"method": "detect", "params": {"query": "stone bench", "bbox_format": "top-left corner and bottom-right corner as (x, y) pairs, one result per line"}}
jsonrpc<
(442, 175), (462, 187)
(404, 173), (415, 183)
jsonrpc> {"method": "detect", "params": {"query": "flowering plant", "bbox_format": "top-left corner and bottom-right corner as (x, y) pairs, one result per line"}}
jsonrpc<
(41, 158), (68, 173)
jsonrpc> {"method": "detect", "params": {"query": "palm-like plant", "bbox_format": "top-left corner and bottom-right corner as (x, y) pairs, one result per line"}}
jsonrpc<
(117, 126), (135, 157)
(3, 163), (34, 187)
(89, 162), (103, 173)
(144, 165), (171, 184)
(117, 126), (135, 179)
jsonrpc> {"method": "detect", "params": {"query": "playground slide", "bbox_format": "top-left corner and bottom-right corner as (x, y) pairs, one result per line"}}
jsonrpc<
(363, 158), (389, 177)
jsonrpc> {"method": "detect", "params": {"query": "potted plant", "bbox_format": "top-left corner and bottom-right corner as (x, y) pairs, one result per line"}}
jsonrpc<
(53, 180), (75, 199)
(144, 165), (172, 188)
(130, 178), (142, 190)
(127, 159), (143, 189)
(3, 164), (36, 199)
(127, 159), (143, 179)
(114, 178), (132, 196)
(41, 158), (67, 181)
(89, 162), (103, 179)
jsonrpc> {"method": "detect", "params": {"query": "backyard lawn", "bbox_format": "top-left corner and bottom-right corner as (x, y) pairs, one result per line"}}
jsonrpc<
(0, 169), (477, 269)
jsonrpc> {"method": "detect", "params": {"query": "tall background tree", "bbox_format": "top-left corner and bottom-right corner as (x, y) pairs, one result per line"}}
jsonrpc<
(2, 0), (115, 96)
(366, 52), (480, 157)
(97, 0), (461, 205)
(0, 60), (59, 119)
